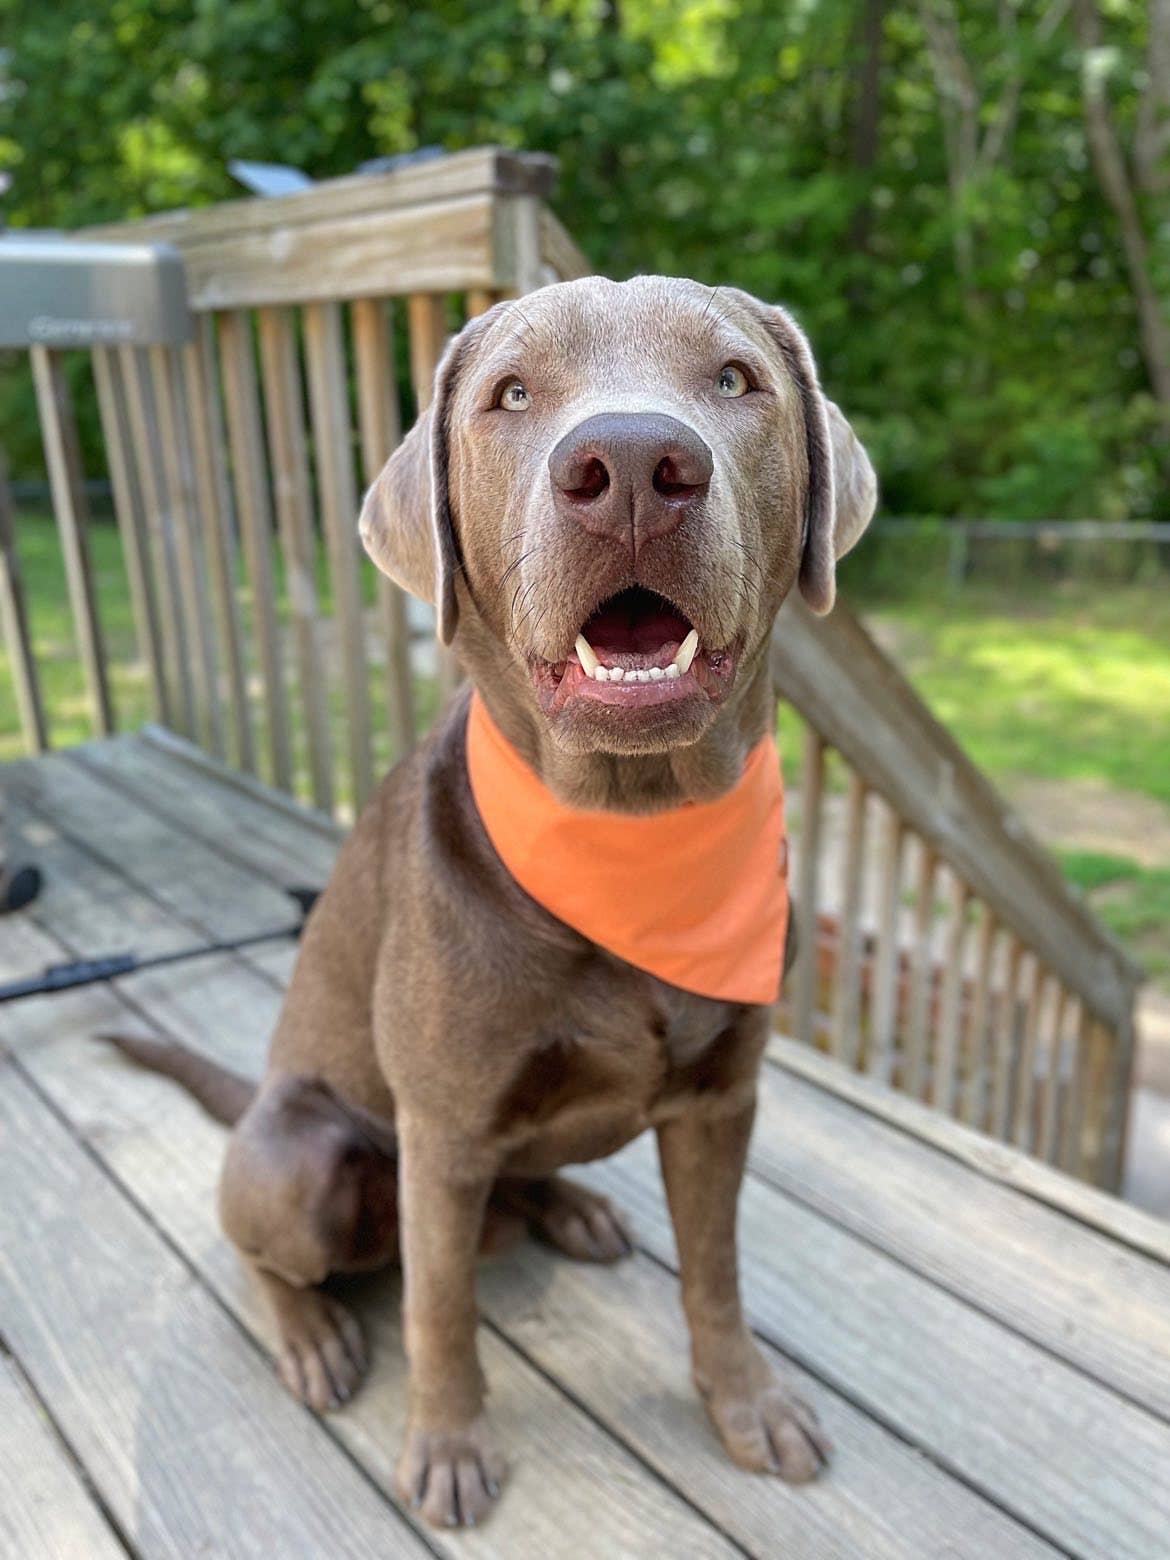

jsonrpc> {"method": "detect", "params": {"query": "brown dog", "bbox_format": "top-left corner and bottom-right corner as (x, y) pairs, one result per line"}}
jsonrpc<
(108, 277), (875, 1529)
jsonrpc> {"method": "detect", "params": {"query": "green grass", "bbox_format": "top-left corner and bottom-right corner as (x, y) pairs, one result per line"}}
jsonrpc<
(859, 579), (1170, 809)
(0, 511), (149, 758)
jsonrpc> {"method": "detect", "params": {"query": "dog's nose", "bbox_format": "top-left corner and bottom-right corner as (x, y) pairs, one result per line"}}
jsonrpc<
(549, 412), (713, 553)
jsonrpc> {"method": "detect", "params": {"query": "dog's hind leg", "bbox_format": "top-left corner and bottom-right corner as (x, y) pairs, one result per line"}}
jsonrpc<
(251, 1264), (368, 1413)
(218, 1077), (403, 1412)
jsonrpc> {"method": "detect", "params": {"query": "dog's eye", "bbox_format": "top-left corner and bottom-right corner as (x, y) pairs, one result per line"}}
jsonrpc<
(499, 380), (531, 412)
(715, 364), (750, 398)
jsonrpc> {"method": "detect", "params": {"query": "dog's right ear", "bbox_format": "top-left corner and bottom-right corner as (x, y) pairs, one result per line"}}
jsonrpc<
(358, 305), (502, 646)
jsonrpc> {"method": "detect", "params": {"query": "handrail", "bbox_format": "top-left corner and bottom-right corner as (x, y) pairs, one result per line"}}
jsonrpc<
(770, 595), (1143, 1028)
(80, 147), (557, 308)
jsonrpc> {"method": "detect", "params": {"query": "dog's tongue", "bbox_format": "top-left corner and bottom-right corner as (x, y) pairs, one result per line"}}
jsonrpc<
(582, 589), (691, 656)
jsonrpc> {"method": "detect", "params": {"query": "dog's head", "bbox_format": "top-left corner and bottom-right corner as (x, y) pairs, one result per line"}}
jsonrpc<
(361, 276), (875, 757)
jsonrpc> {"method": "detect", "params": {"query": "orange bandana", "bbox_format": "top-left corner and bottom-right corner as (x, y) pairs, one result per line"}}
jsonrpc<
(465, 693), (788, 1006)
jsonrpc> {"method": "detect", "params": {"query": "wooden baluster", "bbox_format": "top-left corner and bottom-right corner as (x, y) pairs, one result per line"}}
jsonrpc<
(118, 344), (195, 735)
(302, 301), (375, 812)
(350, 296), (416, 763)
(257, 308), (335, 815)
(181, 320), (256, 774)
(1011, 954), (1044, 1152)
(792, 727), (825, 1049)
(217, 311), (293, 791)
(903, 837), (938, 1100)
(149, 344), (223, 757)
(867, 805), (905, 1084)
(1036, 981), (1067, 1164)
(0, 450), (48, 752)
(934, 871), (970, 1117)
(1098, 1009), (1136, 1194)
(29, 345), (113, 736)
(1079, 1017), (1116, 1187)
(832, 772), (868, 1069)
(1059, 1002), (1091, 1177)
(959, 903), (997, 1126)
(91, 346), (166, 726)
(988, 933), (1022, 1139)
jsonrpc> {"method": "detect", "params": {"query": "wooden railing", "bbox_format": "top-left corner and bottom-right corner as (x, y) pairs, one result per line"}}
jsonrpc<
(0, 147), (1142, 1189)
(770, 597), (1143, 1190)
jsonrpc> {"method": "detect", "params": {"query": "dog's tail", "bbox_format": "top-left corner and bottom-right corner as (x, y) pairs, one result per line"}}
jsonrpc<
(94, 1032), (255, 1126)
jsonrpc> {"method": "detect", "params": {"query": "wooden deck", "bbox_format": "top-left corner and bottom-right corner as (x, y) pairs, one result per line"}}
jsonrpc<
(2, 729), (1169, 1560)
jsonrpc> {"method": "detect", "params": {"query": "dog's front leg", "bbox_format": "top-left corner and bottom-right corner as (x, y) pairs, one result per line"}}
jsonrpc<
(657, 1092), (832, 1482)
(395, 1116), (505, 1528)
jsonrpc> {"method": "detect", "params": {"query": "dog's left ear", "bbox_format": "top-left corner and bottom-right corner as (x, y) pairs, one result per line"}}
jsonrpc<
(358, 305), (503, 645)
(745, 298), (877, 614)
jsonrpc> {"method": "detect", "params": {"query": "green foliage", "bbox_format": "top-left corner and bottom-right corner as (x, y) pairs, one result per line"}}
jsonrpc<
(0, 0), (1164, 519)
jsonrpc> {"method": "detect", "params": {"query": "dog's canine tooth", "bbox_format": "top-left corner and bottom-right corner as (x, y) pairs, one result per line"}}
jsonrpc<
(673, 630), (700, 675)
(575, 634), (600, 675)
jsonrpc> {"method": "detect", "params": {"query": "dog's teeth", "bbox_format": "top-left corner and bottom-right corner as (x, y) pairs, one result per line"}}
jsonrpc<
(648, 666), (664, 681)
(673, 629), (700, 675)
(665, 663), (681, 679)
(575, 634), (600, 675)
(609, 666), (624, 682)
(594, 665), (610, 682)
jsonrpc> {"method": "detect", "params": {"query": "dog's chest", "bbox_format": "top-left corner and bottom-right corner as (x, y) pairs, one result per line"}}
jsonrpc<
(493, 967), (761, 1174)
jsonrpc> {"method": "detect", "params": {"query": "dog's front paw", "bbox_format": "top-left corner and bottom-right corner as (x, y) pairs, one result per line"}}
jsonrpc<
(396, 1414), (507, 1528)
(273, 1291), (367, 1414)
(700, 1342), (831, 1483)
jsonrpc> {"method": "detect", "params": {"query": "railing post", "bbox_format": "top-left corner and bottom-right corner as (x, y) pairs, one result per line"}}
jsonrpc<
(29, 345), (114, 737)
(351, 296), (416, 764)
(0, 449), (48, 752)
(302, 301), (375, 811)
(91, 346), (167, 725)
(793, 727), (826, 1048)
(1098, 1002), (1138, 1192)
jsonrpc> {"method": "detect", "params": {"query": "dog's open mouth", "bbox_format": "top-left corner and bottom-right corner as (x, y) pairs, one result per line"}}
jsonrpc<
(532, 586), (736, 716)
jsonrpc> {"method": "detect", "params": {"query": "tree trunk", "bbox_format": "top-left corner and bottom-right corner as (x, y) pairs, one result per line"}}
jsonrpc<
(1073, 0), (1170, 434)
(847, 0), (887, 262)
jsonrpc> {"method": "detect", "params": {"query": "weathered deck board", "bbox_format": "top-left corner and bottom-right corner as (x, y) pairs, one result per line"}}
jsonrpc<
(3, 749), (295, 940)
(0, 1058), (431, 1560)
(579, 1138), (1170, 1560)
(476, 1244), (1059, 1560)
(2, 946), (738, 1556)
(2, 728), (1168, 1560)
(768, 1033), (1170, 1267)
(751, 1061), (1170, 1418)
(70, 730), (340, 885)
(0, 1353), (127, 1560)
